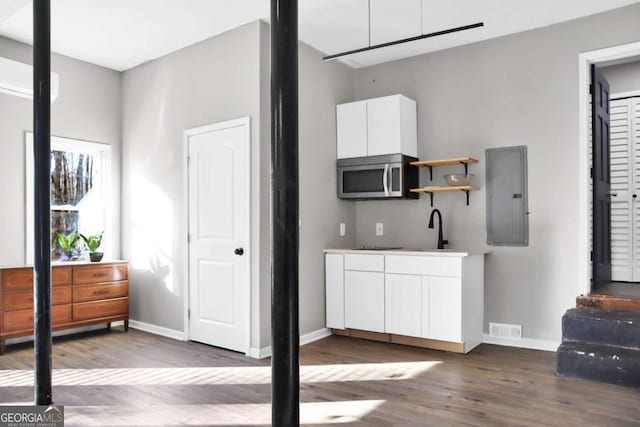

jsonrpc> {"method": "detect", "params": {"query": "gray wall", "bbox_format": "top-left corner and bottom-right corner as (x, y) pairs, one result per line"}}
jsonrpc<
(298, 38), (356, 340)
(121, 21), (263, 342)
(0, 36), (121, 266)
(352, 3), (640, 343)
(257, 22), (357, 347)
(122, 20), (356, 350)
(602, 60), (640, 94)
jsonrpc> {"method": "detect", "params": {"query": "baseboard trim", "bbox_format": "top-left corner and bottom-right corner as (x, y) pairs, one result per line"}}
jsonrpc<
(128, 320), (186, 341)
(300, 327), (332, 346)
(5, 323), (119, 345)
(482, 334), (560, 352)
(249, 328), (332, 359)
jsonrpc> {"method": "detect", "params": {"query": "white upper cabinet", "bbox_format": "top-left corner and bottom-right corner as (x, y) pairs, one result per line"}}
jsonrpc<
(367, 95), (417, 157)
(336, 101), (368, 158)
(336, 94), (417, 159)
(370, 0), (422, 45)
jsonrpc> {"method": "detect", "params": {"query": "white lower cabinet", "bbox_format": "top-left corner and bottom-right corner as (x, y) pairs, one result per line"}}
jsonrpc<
(325, 251), (484, 353)
(424, 276), (462, 343)
(385, 274), (421, 337)
(385, 274), (462, 342)
(344, 270), (385, 333)
(325, 253), (345, 329)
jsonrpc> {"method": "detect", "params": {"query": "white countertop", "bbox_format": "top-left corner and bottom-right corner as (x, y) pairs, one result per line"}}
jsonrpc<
(324, 248), (489, 257)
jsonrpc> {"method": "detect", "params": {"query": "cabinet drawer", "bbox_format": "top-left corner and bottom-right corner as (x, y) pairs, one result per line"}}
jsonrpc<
(73, 264), (128, 285)
(73, 297), (128, 321)
(73, 281), (128, 303)
(2, 267), (72, 291)
(53, 267), (72, 286)
(344, 254), (384, 272)
(2, 287), (72, 311)
(3, 304), (72, 333)
(385, 255), (461, 277)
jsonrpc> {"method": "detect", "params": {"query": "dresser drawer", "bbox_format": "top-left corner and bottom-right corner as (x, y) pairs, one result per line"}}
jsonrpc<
(385, 255), (461, 277)
(73, 297), (128, 321)
(2, 267), (71, 291)
(73, 281), (128, 303)
(2, 267), (72, 291)
(53, 267), (72, 286)
(2, 287), (72, 311)
(73, 264), (128, 285)
(2, 304), (72, 333)
(344, 254), (385, 272)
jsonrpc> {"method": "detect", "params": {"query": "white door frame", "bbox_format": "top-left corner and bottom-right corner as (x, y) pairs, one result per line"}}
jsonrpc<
(182, 116), (251, 354)
(577, 41), (640, 296)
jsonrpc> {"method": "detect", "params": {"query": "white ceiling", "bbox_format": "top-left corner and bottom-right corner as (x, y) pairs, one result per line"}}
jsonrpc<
(0, 0), (638, 71)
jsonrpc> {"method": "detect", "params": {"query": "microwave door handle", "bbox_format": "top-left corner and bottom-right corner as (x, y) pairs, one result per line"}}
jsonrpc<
(383, 164), (390, 196)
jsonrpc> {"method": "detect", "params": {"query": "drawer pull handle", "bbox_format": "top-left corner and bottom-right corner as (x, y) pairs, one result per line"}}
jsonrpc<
(93, 272), (110, 277)
(93, 290), (111, 295)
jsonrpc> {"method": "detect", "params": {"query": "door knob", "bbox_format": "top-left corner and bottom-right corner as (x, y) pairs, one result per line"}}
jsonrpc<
(234, 248), (244, 256)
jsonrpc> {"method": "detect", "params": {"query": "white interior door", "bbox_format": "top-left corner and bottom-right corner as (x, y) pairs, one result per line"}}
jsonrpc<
(632, 97), (640, 281)
(610, 98), (634, 282)
(610, 96), (640, 283)
(186, 117), (250, 353)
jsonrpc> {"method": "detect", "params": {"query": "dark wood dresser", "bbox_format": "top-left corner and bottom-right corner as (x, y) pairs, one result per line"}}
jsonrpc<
(0, 261), (129, 353)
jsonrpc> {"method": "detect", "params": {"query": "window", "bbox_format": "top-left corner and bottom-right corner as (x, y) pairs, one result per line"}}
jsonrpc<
(25, 133), (110, 263)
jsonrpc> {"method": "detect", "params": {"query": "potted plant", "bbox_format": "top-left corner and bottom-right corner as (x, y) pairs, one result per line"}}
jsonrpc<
(80, 231), (104, 262)
(56, 230), (81, 261)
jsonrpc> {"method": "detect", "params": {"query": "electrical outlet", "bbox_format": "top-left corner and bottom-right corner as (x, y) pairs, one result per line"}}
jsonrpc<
(339, 223), (346, 237)
(375, 223), (384, 236)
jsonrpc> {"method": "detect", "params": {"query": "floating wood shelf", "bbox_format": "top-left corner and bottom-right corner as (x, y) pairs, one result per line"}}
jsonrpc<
(410, 157), (479, 180)
(410, 185), (479, 206)
(410, 157), (479, 168)
(411, 185), (479, 193)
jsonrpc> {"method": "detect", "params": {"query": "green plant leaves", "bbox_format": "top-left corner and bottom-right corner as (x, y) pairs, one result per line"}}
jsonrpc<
(56, 230), (79, 251)
(79, 231), (103, 253)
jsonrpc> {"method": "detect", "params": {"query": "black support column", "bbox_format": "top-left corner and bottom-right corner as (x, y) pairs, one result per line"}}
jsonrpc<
(270, 0), (299, 426)
(33, 0), (53, 406)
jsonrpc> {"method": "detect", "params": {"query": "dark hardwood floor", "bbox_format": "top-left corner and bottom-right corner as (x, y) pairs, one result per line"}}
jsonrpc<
(0, 327), (638, 426)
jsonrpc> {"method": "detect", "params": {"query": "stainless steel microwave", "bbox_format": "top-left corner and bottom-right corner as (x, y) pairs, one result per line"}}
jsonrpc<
(337, 154), (419, 200)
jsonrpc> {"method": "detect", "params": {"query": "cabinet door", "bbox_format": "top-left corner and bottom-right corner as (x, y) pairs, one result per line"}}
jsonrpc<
(337, 101), (368, 159)
(385, 274), (421, 337)
(369, 0), (421, 45)
(325, 254), (345, 329)
(367, 95), (417, 157)
(367, 96), (401, 156)
(425, 276), (462, 342)
(344, 271), (385, 332)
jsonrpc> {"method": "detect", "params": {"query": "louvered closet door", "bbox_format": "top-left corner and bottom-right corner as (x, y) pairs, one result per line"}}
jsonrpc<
(633, 97), (640, 282)
(610, 98), (633, 282)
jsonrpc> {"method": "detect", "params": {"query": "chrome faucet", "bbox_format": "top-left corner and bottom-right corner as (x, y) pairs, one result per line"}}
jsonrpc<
(428, 209), (449, 250)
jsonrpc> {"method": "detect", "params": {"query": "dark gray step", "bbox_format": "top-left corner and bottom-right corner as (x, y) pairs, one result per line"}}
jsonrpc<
(562, 308), (640, 349)
(556, 341), (640, 387)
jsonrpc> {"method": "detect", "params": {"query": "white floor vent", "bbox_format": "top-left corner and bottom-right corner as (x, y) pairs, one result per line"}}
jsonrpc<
(489, 322), (522, 339)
